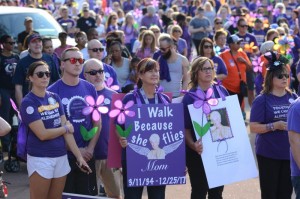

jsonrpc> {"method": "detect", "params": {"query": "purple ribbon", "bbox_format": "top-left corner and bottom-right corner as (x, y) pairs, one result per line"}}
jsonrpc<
(133, 85), (142, 107)
(156, 86), (169, 105)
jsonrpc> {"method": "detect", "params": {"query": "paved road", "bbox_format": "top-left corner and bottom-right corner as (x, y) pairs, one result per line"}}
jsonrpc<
(1, 98), (293, 199)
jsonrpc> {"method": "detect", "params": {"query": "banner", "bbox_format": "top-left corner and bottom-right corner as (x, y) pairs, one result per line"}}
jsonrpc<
(125, 103), (186, 187)
(188, 95), (258, 188)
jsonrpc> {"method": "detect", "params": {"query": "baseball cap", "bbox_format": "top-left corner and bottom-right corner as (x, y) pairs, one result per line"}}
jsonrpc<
(227, 35), (243, 44)
(260, 41), (274, 54)
(26, 33), (42, 44)
(24, 17), (33, 23)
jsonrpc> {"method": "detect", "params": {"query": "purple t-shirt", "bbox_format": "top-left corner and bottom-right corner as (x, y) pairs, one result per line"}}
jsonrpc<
(20, 91), (66, 157)
(250, 93), (297, 160)
(252, 29), (265, 47)
(235, 33), (258, 49)
(94, 87), (117, 160)
(48, 79), (98, 151)
(287, 98), (300, 176)
(177, 38), (187, 55)
(211, 55), (228, 76)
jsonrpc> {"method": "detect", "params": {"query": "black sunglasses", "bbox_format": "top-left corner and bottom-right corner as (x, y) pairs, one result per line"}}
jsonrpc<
(85, 69), (104, 76)
(89, 48), (104, 52)
(215, 22), (222, 25)
(276, 74), (289, 79)
(6, 41), (15, 45)
(239, 25), (248, 28)
(159, 46), (170, 51)
(204, 45), (213, 49)
(35, 71), (51, 78)
(63, 58), (85, 64)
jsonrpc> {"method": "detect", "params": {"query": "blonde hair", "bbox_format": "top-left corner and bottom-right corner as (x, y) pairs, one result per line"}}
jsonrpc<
(189, 57), (216, 88)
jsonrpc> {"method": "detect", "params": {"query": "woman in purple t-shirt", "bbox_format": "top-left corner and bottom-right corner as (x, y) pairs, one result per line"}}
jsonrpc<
(20, 61), (91, 199)
(250, 52), (297, 199)
(118, 58), (170, 199)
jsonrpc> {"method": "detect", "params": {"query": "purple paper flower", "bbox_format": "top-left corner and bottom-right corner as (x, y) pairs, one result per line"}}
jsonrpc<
(272, 8), (280, 17)
(229, 16), (239, 28)
(105, 7), (113, 15)
(134, 9), (142, 19)
(104, 77), (120, 91)
(252, 56), (263, 73)
(82, 95), (109, 122)
(109, 100), (135, 124)
(186, 88), (219, 115)
(151, 0), (159, 7)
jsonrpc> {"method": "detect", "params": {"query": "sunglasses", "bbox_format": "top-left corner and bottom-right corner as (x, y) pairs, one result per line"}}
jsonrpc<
(63, 58), (85, 64)
(153, 31), (160, 33)
(173, 30), (181, 33)
(35, 71), (51, 78)
(204, 45), (213, 49)
(215, 22), (222, 25)
(280, 33), (285, 36)
(89, 48), (104, 52)
(239, 25), (248, 28)
(85, 69), (104, 76)
(201, 67), (214, 72)
(276, 74), (289, 79)
(6, 41), (15, 45)
(159, 46), (170, 51)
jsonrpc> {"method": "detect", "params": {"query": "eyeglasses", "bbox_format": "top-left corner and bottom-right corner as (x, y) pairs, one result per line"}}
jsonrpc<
(239, 25), (248, 28)
(63, 58), (85, 64)
(201, 67), (214, 72)
(159, 46), (170, 51)
(276, 74), (289, 79)
(6, 41), (15, 45)
(89, 48), (104, 52)
(204, 45), (213, 49)
(85, 69), (104, 76)
(112, 17), (117, 20)
(215, 22), (222, 25)
(173, 30), (181, 33)
(34, 71), (51, 78)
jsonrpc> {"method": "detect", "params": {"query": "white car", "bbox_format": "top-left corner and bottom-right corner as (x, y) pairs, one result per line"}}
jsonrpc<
(0, 6), (75, 51)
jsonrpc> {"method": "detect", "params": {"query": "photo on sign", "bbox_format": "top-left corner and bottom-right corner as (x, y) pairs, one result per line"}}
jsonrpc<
(207, 108), (233, 142)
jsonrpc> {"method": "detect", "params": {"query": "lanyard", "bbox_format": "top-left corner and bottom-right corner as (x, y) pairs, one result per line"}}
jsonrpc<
(139, 88), (158, 104)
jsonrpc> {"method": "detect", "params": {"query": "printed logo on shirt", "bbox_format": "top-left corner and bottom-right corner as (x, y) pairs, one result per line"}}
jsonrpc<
(229, 59), (235, 67)
(61, 98), (69, 105)
(26, 106), (34, 115)
(104, 98), (111, 105)
(66, 95), (88, 123)
(289, 98), (295, 104)
(48, 97), (57, 105)
(272, 104), (290, 119)
(38, 103), (59, 113)
(214, 63), (218, 70)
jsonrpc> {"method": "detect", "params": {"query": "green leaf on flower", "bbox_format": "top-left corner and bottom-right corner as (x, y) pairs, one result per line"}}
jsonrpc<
(80, 125), (98, 141)
(193, 121), (211, 137)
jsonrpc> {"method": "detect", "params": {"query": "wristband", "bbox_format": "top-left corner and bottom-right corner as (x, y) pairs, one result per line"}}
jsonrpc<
(266, 123), (275, 131)
(64, 125), (69, 134)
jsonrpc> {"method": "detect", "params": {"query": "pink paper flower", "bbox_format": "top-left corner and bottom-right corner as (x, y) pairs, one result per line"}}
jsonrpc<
(191, 88), (219, 115)
(109, 100), (135, 124)
(252, 56), (263, 73)
(82, 95), (109, 122)
(104, 77), (120, 91)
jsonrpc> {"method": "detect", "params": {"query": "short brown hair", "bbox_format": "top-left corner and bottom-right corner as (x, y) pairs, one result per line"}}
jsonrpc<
(189, 57), (215, 88)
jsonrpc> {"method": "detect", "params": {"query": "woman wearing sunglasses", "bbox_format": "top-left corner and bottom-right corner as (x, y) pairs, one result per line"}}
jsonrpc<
(250, 52), (297, 199)
(20, 61), (91, 199)
(199, 38), (227, 81)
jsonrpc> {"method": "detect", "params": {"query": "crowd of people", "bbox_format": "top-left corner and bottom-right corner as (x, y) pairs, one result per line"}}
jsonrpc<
(2, 0), (300, 198)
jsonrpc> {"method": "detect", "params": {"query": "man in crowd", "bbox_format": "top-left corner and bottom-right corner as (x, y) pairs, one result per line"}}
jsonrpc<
(83, 58), (122, 198)
(153, 34), (189, 98)
(48, 47), (100, 196)
(17, 17), (38, 52)
(13, 33), (60, 107)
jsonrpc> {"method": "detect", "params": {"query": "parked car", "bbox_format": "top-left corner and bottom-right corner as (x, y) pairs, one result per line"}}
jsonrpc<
(0, 6), (75, 52)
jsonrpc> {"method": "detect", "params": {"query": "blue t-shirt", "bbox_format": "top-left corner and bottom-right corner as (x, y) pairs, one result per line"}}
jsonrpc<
(48, 79), (98, 152)
(20, 91), (66, 157)
(12, 54), (60, 96)
(94, 87), (117, 160)
(250, 93), (298, 160)
(287, 97), (300, 176)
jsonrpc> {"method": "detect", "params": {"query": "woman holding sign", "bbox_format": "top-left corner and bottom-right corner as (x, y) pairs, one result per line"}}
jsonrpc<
(182, 57), (229, 199)
(118, 58), (171, 199)
(19, 61), (91, 199)
(250, 52), (297, 199)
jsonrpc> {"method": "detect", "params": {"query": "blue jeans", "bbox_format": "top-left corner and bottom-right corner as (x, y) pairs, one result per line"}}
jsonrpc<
(292, 176), (300, 199)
